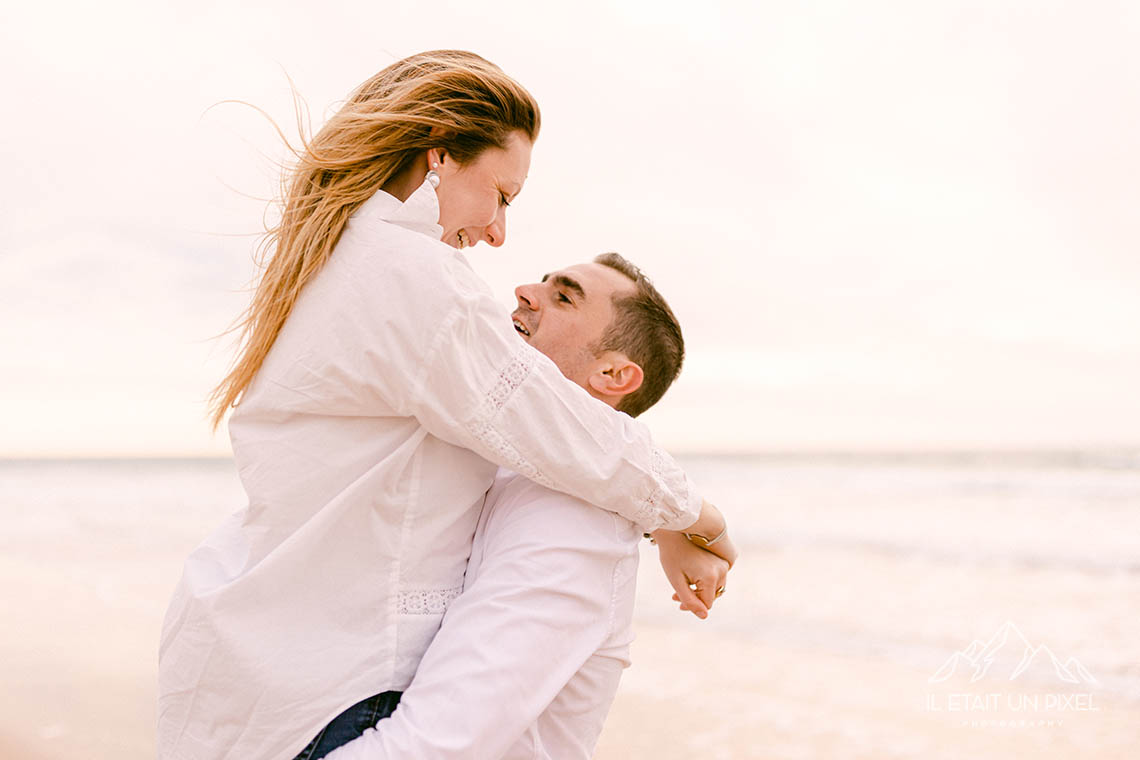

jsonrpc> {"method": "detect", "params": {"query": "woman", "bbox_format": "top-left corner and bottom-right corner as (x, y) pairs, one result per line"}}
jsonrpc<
(158, 50), (736, 760)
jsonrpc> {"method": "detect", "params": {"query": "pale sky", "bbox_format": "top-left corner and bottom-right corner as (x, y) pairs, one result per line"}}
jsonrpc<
(2, 1), (1138, 456)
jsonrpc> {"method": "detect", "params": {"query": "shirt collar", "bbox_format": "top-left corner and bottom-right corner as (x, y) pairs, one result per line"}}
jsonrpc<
(356, 178), (445, 241)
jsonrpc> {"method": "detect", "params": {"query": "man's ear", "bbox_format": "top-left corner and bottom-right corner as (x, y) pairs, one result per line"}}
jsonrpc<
(587, 354), (643, 401)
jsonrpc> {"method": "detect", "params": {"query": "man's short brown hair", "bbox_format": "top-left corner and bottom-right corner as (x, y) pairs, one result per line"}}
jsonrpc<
(591, 253), (685, 417)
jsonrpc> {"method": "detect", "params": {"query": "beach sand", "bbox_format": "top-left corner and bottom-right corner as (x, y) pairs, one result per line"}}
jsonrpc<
(3, 456), (1138, 759)
(4, 540), (1138, 759)
(597, 625), (1140, 760)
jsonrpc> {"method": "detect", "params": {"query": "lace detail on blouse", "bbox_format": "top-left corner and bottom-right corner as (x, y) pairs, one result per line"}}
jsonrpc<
(632, 448), (668, 529)
(467, 347), (555, 488)
(397, 586), (464, 615)
(635, 447), (691, 530)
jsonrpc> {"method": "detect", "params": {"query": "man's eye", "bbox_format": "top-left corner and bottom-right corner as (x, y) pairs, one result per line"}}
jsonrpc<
(557, 292), (571, 304)
(499, 193), (511, 207)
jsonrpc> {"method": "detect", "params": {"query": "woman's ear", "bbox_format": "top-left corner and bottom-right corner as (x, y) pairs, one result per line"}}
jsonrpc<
(426, 127), (455, 170)
(426, 145), (459, 180)
(587, 355), (643, 401)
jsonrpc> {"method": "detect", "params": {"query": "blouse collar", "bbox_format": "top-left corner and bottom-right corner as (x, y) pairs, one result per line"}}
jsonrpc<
(355, 178), (444, 241)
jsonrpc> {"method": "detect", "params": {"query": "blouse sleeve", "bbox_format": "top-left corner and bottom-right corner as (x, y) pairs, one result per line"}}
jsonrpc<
(322, 221), (701, 532)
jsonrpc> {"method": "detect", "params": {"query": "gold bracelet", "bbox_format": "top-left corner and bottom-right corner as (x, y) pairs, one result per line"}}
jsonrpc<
(683, 525), (728, 548)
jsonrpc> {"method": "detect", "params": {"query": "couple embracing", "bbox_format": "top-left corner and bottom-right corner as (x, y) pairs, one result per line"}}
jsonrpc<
(158, 50), (738, 760)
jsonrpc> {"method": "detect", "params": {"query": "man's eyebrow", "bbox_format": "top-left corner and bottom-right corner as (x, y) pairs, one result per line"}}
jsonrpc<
(540, 273), (586, 301)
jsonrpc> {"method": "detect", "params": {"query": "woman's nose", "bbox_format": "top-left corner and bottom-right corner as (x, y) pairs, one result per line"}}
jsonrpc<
(484, 208), (507, 248)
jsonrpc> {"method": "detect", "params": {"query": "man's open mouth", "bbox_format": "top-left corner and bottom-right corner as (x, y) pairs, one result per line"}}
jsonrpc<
(512, 317), (531, 337)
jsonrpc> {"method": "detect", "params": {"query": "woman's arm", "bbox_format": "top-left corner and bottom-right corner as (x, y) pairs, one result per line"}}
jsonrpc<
(307, 223), (739, 600)
(329, 231), (699, 531)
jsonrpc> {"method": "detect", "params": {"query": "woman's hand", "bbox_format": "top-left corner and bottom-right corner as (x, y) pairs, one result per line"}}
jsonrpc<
(681, 499), (738, 568)
(652, 530), (732, 620)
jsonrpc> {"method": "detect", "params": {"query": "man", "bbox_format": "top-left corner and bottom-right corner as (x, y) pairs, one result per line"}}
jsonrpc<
(305, 253), (735, 760)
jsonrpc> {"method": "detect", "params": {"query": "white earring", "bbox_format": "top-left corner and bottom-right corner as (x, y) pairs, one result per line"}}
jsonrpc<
(425, 161), (441, 188)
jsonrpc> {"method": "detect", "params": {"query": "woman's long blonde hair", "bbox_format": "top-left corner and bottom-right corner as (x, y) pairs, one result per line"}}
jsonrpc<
(208, 50), (541, 429)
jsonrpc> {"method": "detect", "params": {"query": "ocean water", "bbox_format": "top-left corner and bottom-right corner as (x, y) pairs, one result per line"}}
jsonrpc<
(3, 452), (1138, 706)
(642, 451), (1140, 707)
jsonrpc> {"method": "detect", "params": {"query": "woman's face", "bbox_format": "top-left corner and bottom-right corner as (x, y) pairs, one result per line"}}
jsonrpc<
(432, 131), (532, 250)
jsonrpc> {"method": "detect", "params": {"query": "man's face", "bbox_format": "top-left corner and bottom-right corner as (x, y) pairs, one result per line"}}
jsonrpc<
(511, 262), (636, 388)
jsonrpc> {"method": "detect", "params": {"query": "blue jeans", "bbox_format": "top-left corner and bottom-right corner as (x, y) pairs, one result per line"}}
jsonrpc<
(292, 691), (403, 760)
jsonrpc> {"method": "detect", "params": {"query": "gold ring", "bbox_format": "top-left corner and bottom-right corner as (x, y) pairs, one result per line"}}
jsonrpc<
(715, 586), (726, 598)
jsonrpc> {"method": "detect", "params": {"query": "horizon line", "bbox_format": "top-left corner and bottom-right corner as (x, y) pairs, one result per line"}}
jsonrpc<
(3, 447), (1139, 464)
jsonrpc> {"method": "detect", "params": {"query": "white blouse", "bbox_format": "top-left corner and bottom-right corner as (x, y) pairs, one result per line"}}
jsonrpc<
(156, 179), (699, 760)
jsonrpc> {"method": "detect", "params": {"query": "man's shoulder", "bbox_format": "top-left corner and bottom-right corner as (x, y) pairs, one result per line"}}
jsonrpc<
(486, 470), (639, 546)
(488, 470), (604, 520)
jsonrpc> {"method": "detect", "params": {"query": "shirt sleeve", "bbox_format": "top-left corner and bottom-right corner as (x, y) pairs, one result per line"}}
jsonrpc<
(320, 486), (636, 760)
(332, 222), (701, 532)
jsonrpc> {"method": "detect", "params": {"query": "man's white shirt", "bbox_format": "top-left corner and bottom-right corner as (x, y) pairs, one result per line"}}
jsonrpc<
(325, 469), (640, 760)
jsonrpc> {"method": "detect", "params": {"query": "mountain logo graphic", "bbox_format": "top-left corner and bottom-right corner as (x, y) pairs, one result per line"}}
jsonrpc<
(929, 621), (1099, 685)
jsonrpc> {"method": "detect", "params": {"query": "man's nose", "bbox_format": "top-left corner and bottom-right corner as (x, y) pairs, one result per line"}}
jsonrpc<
(514, 284), (539, 310)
